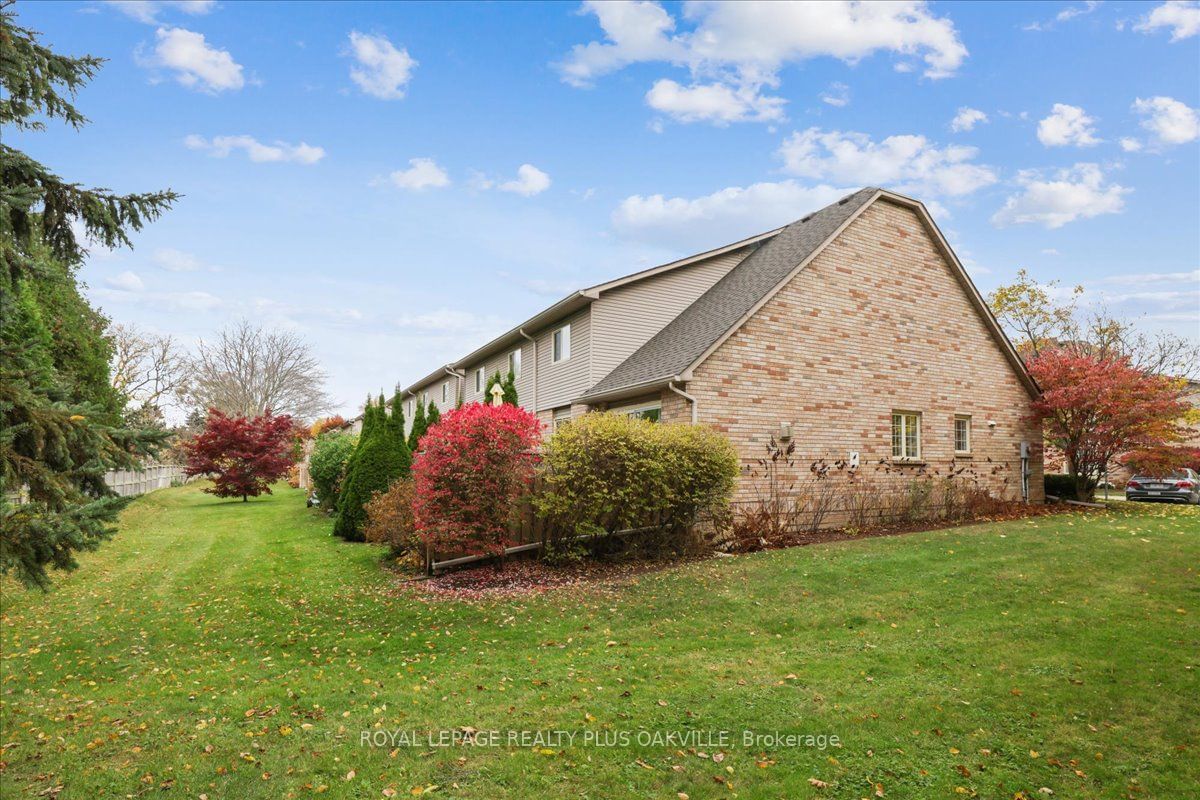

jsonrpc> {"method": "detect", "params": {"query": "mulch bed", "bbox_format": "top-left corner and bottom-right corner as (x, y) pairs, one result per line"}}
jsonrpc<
(403, 503), (1099, 600)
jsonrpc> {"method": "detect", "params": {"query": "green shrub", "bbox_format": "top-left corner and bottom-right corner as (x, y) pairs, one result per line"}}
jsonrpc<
(309, 432), (357, 511)
(1044, 473), (1079, 499)
(535, 413), (738, 554)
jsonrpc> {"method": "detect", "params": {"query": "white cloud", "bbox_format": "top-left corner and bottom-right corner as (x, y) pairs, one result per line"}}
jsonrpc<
(819, 82), (850, 108)
(152, 247), (221, 272)
(108, 1), (216, 24)
(396, 308), (505, 334)
(498, 164), (551, 196)
(1036, 103), (1101, 146)
(1132, 96), (1200, 147)
(645, 79), (785, 124)
(1119, 136), (1143, 152)
(558, 1), (967, 126)
(184, 134), (325, 164)
(1102, 268), (1200, 284)
(497, 271), (579, 298)
(381, 158), (450, 190)
(1134, 1), (1200, 41)
(777, 127), (997, 197)
(105, 270), (145, 292)
(144, 27), (244, 93)
(346, 31), (416, 100)
(612, 180), (849, 251)
(950, 106), (988, 132)
(1024, 1), (1100, 31)
(991, 163), (1130, 229)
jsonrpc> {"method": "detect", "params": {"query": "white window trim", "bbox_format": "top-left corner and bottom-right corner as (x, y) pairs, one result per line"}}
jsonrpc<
(475, 367), (484, 393)
(441, 382), (448, 403)
(552, 324), (571, 363)
(892, 411), (922, 460)
(509, 348), (521, 379)
(612, 401), (662, 420)
(954, 414), (972, 454)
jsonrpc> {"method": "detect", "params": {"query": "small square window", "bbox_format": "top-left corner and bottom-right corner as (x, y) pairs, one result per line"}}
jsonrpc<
(553, 324), (571, 363)
(891, 411), (921, 459)
(954, 415), (971, 454)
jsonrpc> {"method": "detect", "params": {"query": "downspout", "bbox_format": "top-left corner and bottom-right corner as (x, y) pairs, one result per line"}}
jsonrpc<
(667, 379), (698, 425)
(518, 329), (537, 412)
(444, 366), (465, 406)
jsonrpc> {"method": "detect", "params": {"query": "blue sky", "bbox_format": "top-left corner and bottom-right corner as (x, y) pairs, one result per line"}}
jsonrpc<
(13, 0), (1200, 416)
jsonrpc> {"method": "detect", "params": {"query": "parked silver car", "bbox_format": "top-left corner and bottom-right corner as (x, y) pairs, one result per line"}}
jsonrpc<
(1125, 469), (1200, 504)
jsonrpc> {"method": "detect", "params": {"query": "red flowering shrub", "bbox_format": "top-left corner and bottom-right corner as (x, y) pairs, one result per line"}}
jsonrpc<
(413, 403), (541, 560)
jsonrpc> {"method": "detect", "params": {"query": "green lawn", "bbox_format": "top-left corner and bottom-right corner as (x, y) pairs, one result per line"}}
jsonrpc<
(1, 484), (1197, 799)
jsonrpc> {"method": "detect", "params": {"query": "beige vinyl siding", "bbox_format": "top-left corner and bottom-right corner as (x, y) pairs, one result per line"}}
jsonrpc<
(589, 247), (751, 384)
(461, 341), (536, 411)
(535, 309), (590, 411)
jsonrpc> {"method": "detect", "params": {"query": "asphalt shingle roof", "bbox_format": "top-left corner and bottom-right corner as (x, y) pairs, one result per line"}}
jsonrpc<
(584, 187), (879, 399)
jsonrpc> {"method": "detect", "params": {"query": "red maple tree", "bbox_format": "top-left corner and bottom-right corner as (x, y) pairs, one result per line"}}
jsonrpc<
(412, 402), (541, 562)
(1027, 348), (1190, 500)
(183, 409), (296, 502)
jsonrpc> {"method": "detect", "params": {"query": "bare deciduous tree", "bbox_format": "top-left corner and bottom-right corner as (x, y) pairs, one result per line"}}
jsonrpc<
(110, 323), (187, 425)
(181, 320), (333, 421)
(988, 270), (1199, 380)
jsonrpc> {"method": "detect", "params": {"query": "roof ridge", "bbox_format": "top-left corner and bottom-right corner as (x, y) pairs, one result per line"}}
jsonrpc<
(582, 187), (879, 400)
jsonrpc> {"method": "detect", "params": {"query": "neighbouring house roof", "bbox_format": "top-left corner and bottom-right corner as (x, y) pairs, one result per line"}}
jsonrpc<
(581, 187), (880, 402)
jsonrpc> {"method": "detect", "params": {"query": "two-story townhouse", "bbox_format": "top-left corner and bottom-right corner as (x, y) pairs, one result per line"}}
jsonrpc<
(398, 188), (1044, 503)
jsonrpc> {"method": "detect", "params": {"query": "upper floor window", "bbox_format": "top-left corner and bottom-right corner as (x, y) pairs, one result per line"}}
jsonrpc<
(421, 391), (428, 406)
(407, 399), (413, 417)
(441, 381), (448, 403)
(954, 415), (971, 454)
(509, 348), (521, 379)
(891, 411), (921, 460)
(475, 367), (484, 393)
(553, 324), (571, 363)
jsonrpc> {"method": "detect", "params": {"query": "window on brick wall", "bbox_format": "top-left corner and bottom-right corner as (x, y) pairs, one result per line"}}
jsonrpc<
(954, 415), (971, 454)
(891, 411), (921, 459)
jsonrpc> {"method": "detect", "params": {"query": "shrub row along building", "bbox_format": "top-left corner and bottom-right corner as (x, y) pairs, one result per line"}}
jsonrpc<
(398, 188), (1044, 503)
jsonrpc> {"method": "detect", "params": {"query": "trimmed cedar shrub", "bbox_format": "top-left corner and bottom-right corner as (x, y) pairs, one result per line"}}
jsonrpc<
(334, 396), (411, 541)
(425, 401), (441, 430)
(363, 478), (417, 559)
(1043, 473), (1078, 499)
(407, 397), (428, 453)
(413, 402), (541, 561)
(309, 431), (358, 510)
(535, 413), (738, 554)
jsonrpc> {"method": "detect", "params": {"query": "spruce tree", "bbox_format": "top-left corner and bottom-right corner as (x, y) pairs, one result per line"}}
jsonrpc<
(425, 401), (441, 429)
(1, 4), (177, 587)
